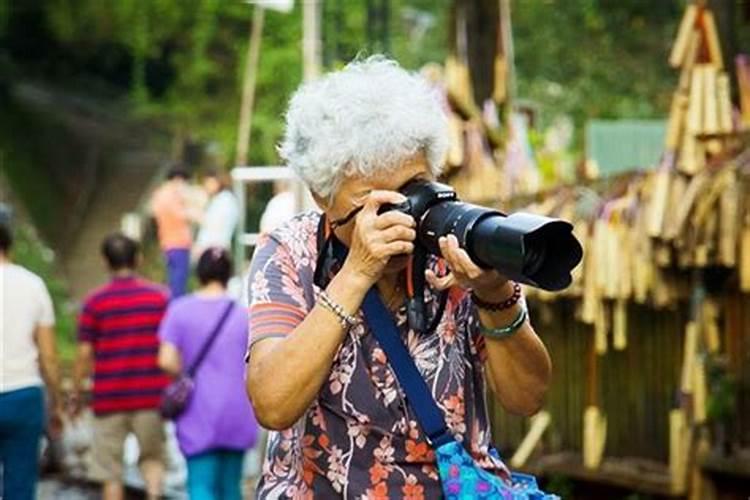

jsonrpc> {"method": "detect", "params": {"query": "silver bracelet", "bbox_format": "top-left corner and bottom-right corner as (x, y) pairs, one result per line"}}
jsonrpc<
(319, 291), (357, 329)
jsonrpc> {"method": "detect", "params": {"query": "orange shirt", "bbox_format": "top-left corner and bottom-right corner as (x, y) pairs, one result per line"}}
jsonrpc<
(151, 183), (192, 249)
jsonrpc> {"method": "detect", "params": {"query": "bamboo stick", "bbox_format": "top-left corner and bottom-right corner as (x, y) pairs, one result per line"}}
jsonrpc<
(702, 298), (720, 353)
(583, 406), (607, 469)
(613, 299), (627, 350)
(669, 5), (699, 68)
(719, 169), (739, 267)
(687, 65), (705, 135)
(510, 411), (551, 468)
(693, 357), (707, 424)
(702, 65), (719, 135)
(581, 225), (598, 324)
(492, 55), (508, 104)
(594, 219), (610, 296)
(716, 72), (733, 133)
(702, 10), (724, 70)
(647, 169), (671, 237)
(665, 92), (689, 150)
(595, 301), (608, 355)
(669, 408), (689, 494)
(678, 30), (701, 92)
(663, 173), (689, 241)
(680, 321), (698, 393)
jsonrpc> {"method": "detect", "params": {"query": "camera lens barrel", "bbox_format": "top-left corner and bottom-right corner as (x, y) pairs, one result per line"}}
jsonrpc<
(418, 201), (582, 292)
(385, 180), (583, 292)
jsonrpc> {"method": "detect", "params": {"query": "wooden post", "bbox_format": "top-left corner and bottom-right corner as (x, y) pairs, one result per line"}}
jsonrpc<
(303, 0), (322, 82)
(235, 6), (266, 167)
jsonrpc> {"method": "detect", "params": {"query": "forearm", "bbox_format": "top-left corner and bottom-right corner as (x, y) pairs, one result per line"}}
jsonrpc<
(476, 286), (552, 415)
(247, 266), (370, 429)
(72, 354), (91, 393)
(35, 326), (62, 406)
(39, 353), (62, 406)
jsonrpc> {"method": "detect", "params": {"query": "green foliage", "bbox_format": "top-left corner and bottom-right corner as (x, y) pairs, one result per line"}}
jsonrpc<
(12, 1), (449, 168)
(513, 0), (682, 142)
(706, 359), (737, 422)
(6, 0), (747, 167)
(11, 224), (76, 361)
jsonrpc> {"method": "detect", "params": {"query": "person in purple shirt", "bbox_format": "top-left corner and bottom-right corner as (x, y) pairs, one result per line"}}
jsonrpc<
(157, 247), (257, 500)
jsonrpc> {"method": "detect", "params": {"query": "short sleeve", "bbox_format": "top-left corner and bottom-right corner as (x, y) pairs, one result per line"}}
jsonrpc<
(158, 304), (182, 349)
(246, 234), (309, 355)
(78, 301), (98, 343)
(36, 279), (55, 327)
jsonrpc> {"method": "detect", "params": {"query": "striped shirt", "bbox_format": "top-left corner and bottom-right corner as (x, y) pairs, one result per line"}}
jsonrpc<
(78, 276), (170, 415)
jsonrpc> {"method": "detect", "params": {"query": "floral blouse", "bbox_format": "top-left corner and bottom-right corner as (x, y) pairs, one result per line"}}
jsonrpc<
(247, 212), (510, 499)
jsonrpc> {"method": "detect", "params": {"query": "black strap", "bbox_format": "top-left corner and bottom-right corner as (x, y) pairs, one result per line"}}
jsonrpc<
(187, 300), (235, 377)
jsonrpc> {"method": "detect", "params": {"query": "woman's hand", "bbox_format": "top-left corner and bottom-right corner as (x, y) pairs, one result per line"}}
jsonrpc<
(342, 190), (416, 287)
(426, 234), (510, 301)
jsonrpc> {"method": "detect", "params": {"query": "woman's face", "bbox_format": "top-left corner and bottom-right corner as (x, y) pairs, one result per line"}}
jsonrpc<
(318, 152), (432, 274)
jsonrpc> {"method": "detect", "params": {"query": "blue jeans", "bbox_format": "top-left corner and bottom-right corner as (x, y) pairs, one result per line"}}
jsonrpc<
(0, 386), (44, 500)
(186, 449), (245, 500)
(165, 248), (190, 298)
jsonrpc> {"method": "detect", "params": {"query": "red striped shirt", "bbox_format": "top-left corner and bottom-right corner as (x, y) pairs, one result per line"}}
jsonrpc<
(78, 276), (170, 415)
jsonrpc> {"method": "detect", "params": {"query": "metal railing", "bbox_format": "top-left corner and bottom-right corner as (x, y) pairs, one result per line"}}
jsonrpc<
(231, 166), (313, 273)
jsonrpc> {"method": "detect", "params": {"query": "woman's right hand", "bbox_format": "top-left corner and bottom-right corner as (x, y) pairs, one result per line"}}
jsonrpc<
(341, 190), (416, 288)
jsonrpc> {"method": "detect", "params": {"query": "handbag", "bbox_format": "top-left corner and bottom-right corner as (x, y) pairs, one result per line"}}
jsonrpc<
(361, 289), (559, 500)
(160, 300), (235, 419)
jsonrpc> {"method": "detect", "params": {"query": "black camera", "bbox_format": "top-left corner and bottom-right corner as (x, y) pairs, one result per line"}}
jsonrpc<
(380, 180), (583, 291)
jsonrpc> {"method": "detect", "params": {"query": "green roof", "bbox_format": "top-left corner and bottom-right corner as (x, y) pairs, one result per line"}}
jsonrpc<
(586, 119), (666, 176)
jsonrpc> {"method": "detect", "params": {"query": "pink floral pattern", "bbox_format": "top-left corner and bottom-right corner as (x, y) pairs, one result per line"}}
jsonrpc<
(248, 212), (510, 499)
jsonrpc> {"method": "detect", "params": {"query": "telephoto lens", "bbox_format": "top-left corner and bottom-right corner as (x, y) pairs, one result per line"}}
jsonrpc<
(383, 180), (583, 291)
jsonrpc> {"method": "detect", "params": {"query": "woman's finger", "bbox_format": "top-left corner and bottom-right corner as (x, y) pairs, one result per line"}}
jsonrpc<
(446, 235), (484, 279)
(379, 240), (414, 258)
(362, 190), (407, 216)
(374, 211), (415, 230)
(425, 269), (456, 290)
(380, 225), (416, 244)
(439, 236), (468, 278)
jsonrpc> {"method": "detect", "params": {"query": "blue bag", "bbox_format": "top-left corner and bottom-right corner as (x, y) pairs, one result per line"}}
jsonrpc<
(362, 289), (559, 500)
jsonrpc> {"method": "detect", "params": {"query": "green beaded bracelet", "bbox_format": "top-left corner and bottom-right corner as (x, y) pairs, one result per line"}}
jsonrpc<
(478, 307), (528, 339)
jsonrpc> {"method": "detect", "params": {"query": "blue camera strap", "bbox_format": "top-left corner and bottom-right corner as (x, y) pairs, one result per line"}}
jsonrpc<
(361, 288), (454, 447)
(322, 225), (453, 446)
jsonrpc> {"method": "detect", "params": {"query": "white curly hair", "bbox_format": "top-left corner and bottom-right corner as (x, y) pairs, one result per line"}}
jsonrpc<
(279, 56), (449, 199)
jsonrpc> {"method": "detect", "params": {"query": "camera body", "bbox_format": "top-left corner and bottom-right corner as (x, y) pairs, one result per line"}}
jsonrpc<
(380, 180), (583, 291)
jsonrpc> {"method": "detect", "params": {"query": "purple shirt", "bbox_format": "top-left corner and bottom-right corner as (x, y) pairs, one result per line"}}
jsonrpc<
(159, 294), (257, 457)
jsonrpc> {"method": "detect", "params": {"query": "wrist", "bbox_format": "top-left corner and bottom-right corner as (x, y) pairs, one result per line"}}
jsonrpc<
(473, 280), (514, 304)
(340, 261), (376, 291)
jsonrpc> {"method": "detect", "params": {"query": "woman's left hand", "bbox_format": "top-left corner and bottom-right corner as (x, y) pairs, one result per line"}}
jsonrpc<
(426, 234), (510, 301)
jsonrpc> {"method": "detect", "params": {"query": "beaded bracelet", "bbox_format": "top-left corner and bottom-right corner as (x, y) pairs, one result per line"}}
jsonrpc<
(319, 291), (358, 329)
(471, 282), (522, 311)
(478, 307), (528, 340)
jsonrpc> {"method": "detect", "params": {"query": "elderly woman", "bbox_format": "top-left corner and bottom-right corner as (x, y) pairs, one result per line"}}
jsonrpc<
(246, 57), (552, 499)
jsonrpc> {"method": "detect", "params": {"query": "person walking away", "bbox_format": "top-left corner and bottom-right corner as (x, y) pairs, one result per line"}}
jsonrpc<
(0, 221), (63, 500)
(194, 170), (240, 258)
(71, 233), (170, 500)
(158, 247), (257, 500)
(151, 167), (196, 298)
